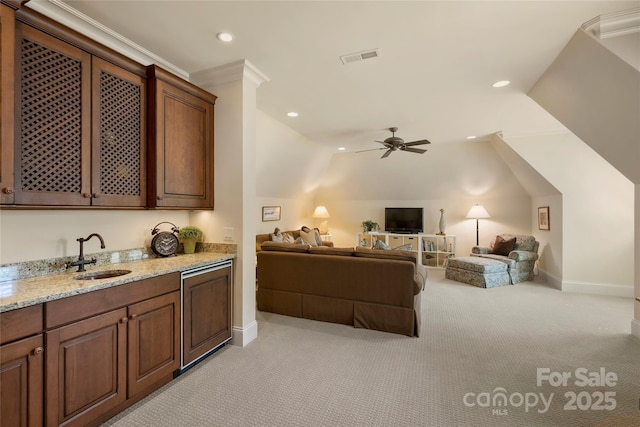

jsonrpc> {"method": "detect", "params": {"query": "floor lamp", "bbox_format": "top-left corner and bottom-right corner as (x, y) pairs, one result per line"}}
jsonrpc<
(466, 204), (490, 245)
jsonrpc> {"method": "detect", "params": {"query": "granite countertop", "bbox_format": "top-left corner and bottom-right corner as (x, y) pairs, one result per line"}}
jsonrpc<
(0, 252), (234, 313)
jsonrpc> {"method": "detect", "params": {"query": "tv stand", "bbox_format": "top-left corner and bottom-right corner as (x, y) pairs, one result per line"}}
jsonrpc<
(356, 232), (456, 268)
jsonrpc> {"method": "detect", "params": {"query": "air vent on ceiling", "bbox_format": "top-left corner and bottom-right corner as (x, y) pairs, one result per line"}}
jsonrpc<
(340, 49), (381, 65)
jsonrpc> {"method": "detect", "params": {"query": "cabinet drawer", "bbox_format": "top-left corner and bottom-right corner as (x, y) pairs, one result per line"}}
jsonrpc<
(45, 272), (180, 329)
(0, 304), (43, 345)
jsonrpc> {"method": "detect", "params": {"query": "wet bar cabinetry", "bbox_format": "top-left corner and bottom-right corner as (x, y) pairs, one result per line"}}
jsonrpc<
(147, 65), (216, 209)
(6, 6), (147, 207)
(44, 273), (181, 427)
(0, 304), (44, 427)
(1, 3), (216, 209)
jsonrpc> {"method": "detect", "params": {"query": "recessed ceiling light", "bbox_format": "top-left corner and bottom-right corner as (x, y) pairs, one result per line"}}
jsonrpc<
(338, 147), (346, 151)
(492, 80), (510, 88)
(466, 135), (477, 140)
(216, 32), (233, 42)
(287, 112), (299, 117)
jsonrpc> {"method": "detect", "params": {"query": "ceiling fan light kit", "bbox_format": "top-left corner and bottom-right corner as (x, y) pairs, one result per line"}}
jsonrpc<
(357, 127), (431, 159)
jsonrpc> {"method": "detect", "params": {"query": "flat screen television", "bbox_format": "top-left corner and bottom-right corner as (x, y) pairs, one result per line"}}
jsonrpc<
(384, 207), (424, 234)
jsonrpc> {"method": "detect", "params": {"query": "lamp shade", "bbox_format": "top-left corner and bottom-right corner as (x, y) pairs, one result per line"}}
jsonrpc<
(466, 204), (490, 219)
(312, 205), (331, 219)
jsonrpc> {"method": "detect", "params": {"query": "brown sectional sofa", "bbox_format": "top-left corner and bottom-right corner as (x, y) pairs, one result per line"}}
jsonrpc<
(256, 229), (334, 250)
(257, 242), (426, 337)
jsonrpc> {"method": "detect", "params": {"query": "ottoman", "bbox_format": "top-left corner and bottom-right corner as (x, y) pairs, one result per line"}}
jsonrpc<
(445, 256), (510, 288)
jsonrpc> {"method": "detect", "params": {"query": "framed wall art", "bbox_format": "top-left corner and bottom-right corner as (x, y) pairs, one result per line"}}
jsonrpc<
(538, 206), (550, 230)
(262, 206), (281, 222)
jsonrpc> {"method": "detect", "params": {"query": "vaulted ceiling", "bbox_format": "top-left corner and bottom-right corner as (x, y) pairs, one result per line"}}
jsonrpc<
(44, 1), (638, 153)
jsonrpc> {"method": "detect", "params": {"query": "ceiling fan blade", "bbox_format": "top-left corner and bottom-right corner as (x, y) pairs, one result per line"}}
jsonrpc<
(404, 139), (431, 146)
(355, 147), (385, 153)
(381, 149), (393, 159)
(375, 140), (393, 148)
(402, 147), (427, 154)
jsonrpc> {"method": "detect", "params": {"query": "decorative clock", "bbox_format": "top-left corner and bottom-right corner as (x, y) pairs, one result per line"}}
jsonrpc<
(150, 222), (180, 257)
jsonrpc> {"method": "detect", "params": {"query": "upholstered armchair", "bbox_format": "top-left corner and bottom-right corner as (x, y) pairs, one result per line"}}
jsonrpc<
(471, 234), (539, 284)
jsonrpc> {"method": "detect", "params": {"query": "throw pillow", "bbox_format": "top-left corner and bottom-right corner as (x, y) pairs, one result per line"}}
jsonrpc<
(313, 227), (323, 246)
(392, 243), (414, 251)
(491, 236), (516, 256)
(270, 227), (283, 242)
(294, 236), (306, 245)
(300, 226), (319, 247)
(282, 232), (295, 244)
(373, 239), (390, 250)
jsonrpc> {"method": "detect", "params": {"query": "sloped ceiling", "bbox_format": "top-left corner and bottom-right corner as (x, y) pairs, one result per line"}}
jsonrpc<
(48, 1), (638, 152)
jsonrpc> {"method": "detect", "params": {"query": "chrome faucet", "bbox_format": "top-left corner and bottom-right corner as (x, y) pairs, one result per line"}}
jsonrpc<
(67, 233), (106, 272)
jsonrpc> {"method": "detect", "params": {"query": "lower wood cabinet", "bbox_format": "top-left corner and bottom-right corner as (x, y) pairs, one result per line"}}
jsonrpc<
(127, 291), (180, 397)
(44, 273), (181, 427)
(0, 304), (44, 427)
(0, 334), (44, 427)
(182, 265), (232, 367)
(0, 262), (231, 427)
(45, 308), (128, 427)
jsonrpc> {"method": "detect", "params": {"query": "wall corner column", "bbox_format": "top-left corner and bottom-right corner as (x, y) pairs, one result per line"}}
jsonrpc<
(190, 60), (270, 347)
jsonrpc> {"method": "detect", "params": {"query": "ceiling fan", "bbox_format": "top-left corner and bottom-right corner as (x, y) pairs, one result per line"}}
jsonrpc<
(357, 127), (431, 158)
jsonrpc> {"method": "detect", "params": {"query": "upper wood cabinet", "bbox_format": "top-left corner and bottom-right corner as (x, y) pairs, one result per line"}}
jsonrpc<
(9, 23), (146, 207)
(0, 4), (16, 203)
(147, 65), (216, 209)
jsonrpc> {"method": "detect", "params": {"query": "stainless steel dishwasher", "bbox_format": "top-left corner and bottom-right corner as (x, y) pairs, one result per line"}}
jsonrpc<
(180, 259), (233, 371)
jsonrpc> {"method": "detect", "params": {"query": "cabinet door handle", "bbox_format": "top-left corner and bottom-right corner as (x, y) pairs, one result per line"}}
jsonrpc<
(129, 314), (137, 320)
(157, 196), (163, 200)
(120, 317), (129, 323)
(92, 193), (100, 198)
(33, 347), (44, 355)
(2, 187), (14, 194)
(82, 193), (91, 198)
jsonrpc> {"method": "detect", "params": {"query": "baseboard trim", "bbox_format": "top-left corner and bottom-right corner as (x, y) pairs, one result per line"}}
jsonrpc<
(632, 319), (640, 339)
(562, 280), (634, 297)
(538, 268), (562, 290)
(231, 320), (258, 347)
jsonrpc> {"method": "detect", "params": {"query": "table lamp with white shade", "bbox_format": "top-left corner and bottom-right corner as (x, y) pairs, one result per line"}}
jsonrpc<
(312, 205), (331, 234)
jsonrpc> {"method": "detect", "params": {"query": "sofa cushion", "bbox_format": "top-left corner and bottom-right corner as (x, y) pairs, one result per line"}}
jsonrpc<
(354, 246), (417, 264)
(490, 235), (516, 256)
(309, 246), (355, 256)
(260, 241), (311, 253)
(448, 256), (508, 273)
(300, 226), (321, 246)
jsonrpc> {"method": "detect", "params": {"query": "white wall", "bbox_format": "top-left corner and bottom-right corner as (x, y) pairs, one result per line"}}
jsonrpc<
(313, 140), (533, 255)
(254, 110), (334, 234)
(317, 198), (531, 258)
(531, 194), (563, 288)
(0, 209), (189, 264)
(506, 132), (634, 294)
(529, 29), (640, 184)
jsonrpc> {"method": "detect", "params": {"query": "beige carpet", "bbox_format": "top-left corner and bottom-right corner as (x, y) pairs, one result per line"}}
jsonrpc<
(103, 270), (640, 427)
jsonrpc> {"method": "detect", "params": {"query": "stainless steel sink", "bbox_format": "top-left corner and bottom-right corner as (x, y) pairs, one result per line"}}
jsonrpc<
(74, 269), (132, 280)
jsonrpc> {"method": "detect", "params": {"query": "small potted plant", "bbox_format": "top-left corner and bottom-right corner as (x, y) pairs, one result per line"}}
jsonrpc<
(361, 220), (380, 233)
(178, 226), (203, 254)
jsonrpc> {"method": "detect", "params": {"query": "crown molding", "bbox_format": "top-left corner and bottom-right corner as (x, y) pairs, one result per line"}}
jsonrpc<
(27, 0), (189, 79)
(190, 59), (270, 88)
(582, 7), (640, 39)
